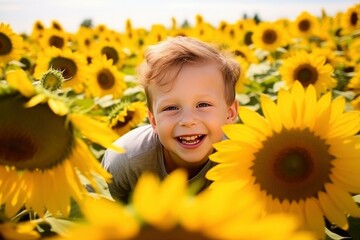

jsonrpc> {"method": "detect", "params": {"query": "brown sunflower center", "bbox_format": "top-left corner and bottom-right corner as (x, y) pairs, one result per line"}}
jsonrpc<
(233, 50), (246, 58)
(112, 110), (135, 129)
(252, 128), (333, 202)
(351, 12), (358, 26)
(129, 225), (212, 240)
(49, 35), (65, 49)
(0, 93), (74, 170)
(0, 130), (37, 163)
(262, 29), (277, 44)
(49, 57), (77, 79)
(293, 63), (318, 87)
(101, 46), (119, 65)
(244, 31), (253, 46)
(97, 69), (115, 90)
(0, 32), (12, 56)
(298, 20), (310, 32)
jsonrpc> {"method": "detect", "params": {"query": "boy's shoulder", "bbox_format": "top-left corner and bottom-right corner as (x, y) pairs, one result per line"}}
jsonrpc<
(113, 124), (160, 157)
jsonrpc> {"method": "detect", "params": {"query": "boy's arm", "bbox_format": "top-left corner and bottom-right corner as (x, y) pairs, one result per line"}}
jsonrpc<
(101, 150), (132, 204)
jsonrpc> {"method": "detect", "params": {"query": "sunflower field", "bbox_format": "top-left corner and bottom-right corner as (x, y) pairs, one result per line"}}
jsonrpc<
(1, 3), (360, 240)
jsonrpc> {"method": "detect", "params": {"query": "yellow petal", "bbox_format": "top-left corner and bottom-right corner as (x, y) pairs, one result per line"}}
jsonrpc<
(48, 98), (69, 116)
(238, 106), (272, 137)
(5, 69), (35, 97)
(25, 94), (47, 108)
(325, 183), (360, 217)
(70, 113), (124, 153)
(318, 191), (348, 230)
(260, 94), (282, 133)
(277, 89), (294, 129)
(304, 197), (326, 239)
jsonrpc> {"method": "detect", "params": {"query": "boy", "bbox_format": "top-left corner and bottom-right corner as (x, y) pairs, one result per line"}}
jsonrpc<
(101, 36), (240, 203)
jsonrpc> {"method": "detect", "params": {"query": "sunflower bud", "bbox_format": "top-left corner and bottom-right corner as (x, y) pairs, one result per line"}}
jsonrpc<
(39, 68), (64, 91)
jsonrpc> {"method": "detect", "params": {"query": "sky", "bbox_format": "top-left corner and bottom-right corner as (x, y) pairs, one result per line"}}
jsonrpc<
(0, 0), (358, 34)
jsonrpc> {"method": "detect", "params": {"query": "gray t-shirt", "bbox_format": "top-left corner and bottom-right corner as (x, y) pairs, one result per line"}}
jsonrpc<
(101, 125), (216, 203)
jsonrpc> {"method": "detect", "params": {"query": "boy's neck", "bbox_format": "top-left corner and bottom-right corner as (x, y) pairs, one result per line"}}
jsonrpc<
(163, 148), (208, 179)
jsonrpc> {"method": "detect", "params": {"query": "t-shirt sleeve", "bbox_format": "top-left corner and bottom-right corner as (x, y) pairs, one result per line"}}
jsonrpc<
(101, 149), (131, 203)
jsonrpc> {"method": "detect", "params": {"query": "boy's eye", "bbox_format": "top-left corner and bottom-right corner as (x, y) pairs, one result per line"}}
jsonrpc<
(197, 102), (211, 108)
(163, 106), (178, 111)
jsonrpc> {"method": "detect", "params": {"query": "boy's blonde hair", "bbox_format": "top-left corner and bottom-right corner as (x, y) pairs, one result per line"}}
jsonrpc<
(137, 36), (240, 112)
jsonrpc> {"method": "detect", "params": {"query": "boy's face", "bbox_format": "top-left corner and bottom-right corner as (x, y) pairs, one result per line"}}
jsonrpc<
(147, 63), (238, 171)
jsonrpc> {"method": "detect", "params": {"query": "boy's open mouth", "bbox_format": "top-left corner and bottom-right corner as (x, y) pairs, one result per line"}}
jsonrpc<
(176, 134), (205, 145)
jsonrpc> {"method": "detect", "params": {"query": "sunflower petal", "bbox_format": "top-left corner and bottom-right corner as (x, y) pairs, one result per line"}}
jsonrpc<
(325, 183), (360, 217)
(304, 197), (325, 239)
(260, 94), (282, 133)
(318, 191), (348, 230)
(5, 68), (35, 97)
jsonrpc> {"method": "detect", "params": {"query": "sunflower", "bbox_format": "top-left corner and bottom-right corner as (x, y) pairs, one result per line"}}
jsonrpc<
(251, 21), (289, 52)
(53, 170), (315, 240)
(30, 20), (45, 40)
(340, 4), (360, 35)
(85, 56), (126, 99)
(290, 12), (319, 38)
(279, 50), (337, 96)
(0, 23), (24, 65)
(39, 28), (69, 50)
(346, 37), (360, 65)
(206, 81), (360, 239)
(1, 68), (123, 218)
(109, 101), (148, 136)
(94, 40), (125, 69)
(33, 47), (88, 93)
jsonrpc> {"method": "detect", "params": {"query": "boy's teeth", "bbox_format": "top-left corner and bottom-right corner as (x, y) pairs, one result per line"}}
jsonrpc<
(178, 135), (202, 145)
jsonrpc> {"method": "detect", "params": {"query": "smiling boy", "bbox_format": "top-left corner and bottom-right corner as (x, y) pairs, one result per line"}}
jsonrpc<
(101, 36), (240, 203)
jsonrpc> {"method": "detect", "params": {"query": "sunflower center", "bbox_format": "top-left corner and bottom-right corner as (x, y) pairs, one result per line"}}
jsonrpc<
(233, 50), (246, 58)
(112, 110), (135, 129)
(0, 93), (74, 170)
(274, 148), (313, 182)
(244, 31), (253, 46)
(101, 46), (119, 65)
(49, 35), (65, 49)
(97, 69), (115, 90)
(40, 69), (64, 91)
(0, 130), (37, 163)
(351, 12), (358, 26)
(298, 20), (310, 32)
(49, 57), (77, 79)
(293, 64), (318, 87)
(129, 225), (212, 240)
(252, 128), (333, 202)
(262, 29), (277, 44)
(0, 32), (12, 56)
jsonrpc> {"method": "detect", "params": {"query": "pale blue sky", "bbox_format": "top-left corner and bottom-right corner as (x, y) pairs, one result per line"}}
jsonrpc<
(0, 0), (358, 34)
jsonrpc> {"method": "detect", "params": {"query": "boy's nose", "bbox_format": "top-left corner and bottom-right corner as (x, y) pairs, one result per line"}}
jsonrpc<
(178, 109), (197, 127)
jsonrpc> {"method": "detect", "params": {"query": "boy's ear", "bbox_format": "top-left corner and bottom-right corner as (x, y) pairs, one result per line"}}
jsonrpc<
(227, 100), (239, 123)
(147, 110), (158, 132)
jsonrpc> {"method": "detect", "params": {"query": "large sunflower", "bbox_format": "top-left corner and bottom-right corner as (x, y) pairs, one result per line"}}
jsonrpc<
(206, 81), (360, 239)
(33, 47), (88, 93)
(1, 68), (123, 218)
(53, 170), (315, 240)
(251, 22), (289, 52)
(85, 56), (126, 99)
(279, 50), (337, 96)
(0, 23), (24, 65)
